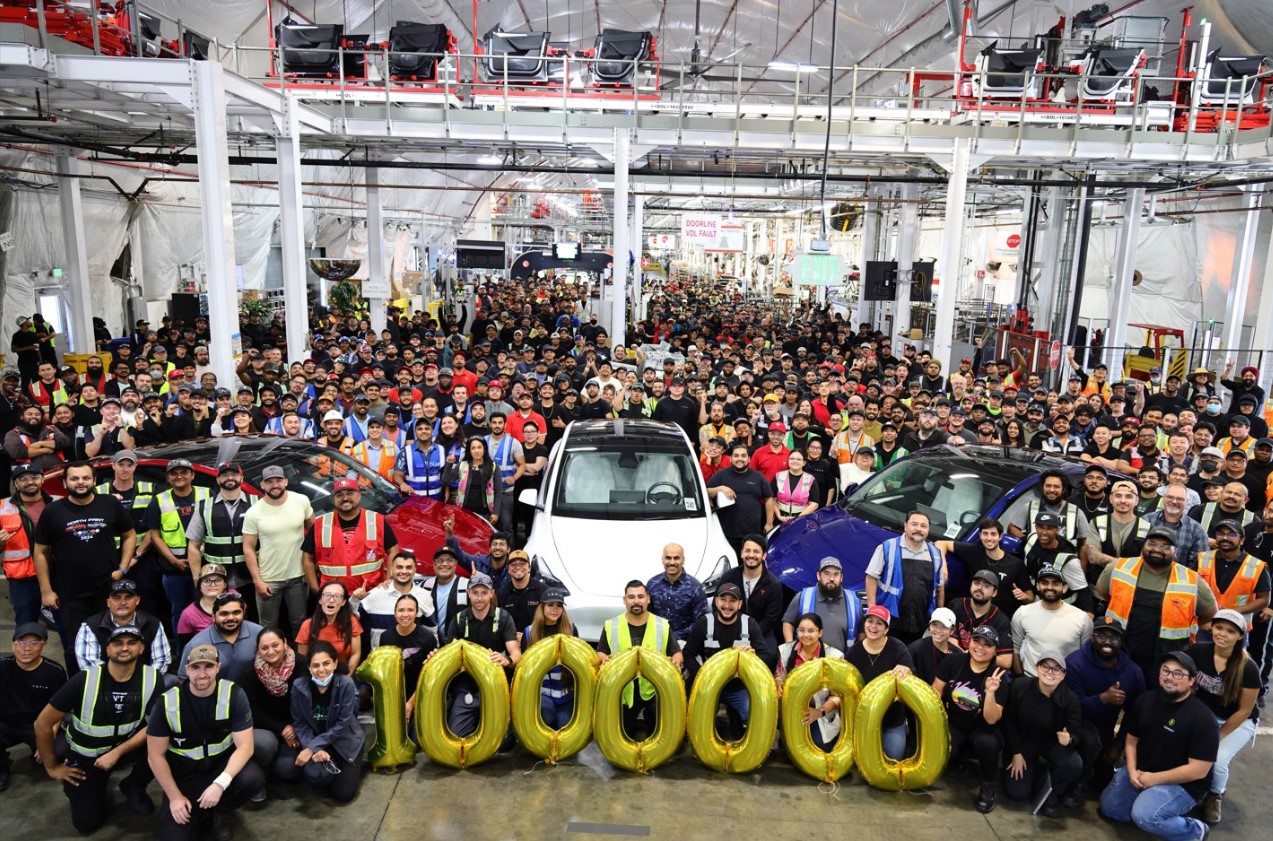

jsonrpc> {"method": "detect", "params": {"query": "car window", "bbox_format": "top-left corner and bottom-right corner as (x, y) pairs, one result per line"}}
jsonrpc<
(844, 459), (1015, 538)
(552, 445), (704, 520)
(243, 446), (400, 518)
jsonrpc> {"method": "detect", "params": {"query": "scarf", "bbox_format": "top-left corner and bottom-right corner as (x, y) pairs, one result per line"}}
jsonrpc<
(254, 647), (297, 697)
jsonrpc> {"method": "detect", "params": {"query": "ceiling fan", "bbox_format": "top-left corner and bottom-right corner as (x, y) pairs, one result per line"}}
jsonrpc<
(660, 0), (758, 90)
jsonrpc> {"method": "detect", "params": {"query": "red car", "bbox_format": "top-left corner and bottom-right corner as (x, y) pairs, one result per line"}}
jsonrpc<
(41, 436), (492, 575)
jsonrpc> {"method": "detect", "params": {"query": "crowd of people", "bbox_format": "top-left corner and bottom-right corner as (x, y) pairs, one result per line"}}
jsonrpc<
(0, 273), (1270, 841)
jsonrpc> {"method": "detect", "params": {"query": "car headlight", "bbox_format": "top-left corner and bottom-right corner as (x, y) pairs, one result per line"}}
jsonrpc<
(701, 554), (732, 595)
(531, 553), (566, 590)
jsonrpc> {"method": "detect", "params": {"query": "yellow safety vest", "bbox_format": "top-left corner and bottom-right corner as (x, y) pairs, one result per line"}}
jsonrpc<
(603, 614), (670, 707)
(156, 487), (210, 555)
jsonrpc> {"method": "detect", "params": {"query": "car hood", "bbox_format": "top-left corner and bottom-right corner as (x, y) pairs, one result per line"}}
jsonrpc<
(544, 515), (715, 597)
(767, 506), (897, 592)
(387, 497), (492, 574)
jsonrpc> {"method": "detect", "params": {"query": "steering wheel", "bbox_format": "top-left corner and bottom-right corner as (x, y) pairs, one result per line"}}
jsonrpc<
(645, 481), (684, 505)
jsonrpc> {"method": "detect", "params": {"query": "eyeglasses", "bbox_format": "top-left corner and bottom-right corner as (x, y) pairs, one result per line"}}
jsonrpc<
(1037, 663), (1065, 676)
(12, 639), (44, 648)
(320, 594), (345, 602)
(1159, 666), (1190, 680)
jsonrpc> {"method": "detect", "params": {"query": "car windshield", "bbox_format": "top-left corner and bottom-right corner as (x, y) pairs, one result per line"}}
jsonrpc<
(551, 444), (705, 520)
(841, 457), (1015, 540)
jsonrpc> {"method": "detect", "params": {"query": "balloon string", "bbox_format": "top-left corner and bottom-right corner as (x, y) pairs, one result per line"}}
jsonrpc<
(522, 760), (546, 776)
(818, 780), (841, 799)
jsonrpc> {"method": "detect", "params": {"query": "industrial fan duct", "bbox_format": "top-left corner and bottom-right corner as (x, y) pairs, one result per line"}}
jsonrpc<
(830, 202), (863, 233)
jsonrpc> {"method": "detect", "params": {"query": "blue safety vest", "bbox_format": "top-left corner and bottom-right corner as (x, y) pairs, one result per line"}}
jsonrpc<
(874, 537), (943, 618)
(798, 586), (857, 650)
(399, 442), (445, 498)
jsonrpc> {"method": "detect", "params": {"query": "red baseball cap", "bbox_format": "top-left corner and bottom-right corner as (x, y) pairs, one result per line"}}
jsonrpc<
(333, 477), (359, 492)
(865, 605), (892, 626)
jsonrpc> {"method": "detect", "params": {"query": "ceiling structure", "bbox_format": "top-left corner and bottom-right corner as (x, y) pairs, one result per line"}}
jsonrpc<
(3, 0), (1273, 241)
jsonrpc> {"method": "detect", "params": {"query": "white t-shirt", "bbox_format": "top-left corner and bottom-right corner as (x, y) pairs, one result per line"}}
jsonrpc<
(1009, 600), (1093, 676)
(242, 491), (312, 582)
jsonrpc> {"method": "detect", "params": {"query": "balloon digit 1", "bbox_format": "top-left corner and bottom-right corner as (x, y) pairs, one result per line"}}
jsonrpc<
(353, 645), (419, 772)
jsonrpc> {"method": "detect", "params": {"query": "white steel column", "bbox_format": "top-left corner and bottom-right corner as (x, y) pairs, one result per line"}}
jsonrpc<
(892, 182), (920, 339)
(630, 194), (644, 320)
(192, 60), (239, 389)
(1105, 188), (1145, 378)
(365, 162), (388, 335)
(1220, 187), (1263, 360)
(855, 190), (878, 329)
(610, 129), (630, 342)
(1247, 209), (1273, 397)
(276, 106), (309, 364)
(55, 153), (94, 353)
(933, 138), (972, 372)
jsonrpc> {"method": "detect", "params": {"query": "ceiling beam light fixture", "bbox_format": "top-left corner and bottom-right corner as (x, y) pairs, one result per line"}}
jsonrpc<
(768, 60), (819, 73)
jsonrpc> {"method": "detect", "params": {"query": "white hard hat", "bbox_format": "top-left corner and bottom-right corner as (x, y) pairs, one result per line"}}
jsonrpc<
(323, 410), (345, 424)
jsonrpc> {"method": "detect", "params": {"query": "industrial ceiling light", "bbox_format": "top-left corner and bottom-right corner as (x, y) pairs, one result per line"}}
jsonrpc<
(768, 60), (818, 73)
(477, 154), (502, 165)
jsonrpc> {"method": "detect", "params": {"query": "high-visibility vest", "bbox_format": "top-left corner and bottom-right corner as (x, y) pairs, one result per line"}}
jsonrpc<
(400, 442), (445, 498)
(28, 379), (68, 409)
(156, 488), (210, 556)
(1106, 556), (1200, 642)
(0, 499), (35, 580)
(702, 614), (752, 653)
(314, 510), (387, 590)
(1197, 551), (1268, 629)
(161, 680), (236, 762)
(198, 495), (251, 569)
(1026, 499), (1081, 543)
(350, 440), (398, 480)
(1196, 503), (1256, 535)
(1092, 514), (1151, 558)
(15, 431), (63, 464)
(603, 614), (670, 707)
(874, 537), (943, 618)
(774, 471), (815, 516)
(797, 586), (857, 651)
(96, 480), (156, 549)
(1218, 436), (1256, 456)
(831, 430), (872, 464)
(486, 433), (517, 479)
(65, 665), (159, 758)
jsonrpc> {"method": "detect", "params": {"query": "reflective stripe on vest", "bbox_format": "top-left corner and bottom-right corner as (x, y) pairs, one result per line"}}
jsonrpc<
(461, 606), (501, 641)
(97, 481), (155, 549)
(1106, 556), (1199, 640)
(1094, 515), (1151, 555)
(316, 511), (384, 578)
(798, 585), (856, 650)
(876, 537), (942, 618)
(1199, 504), (1255, 535)
(66, 666), (158, 758)
(605, 614), (668, 706)
(487, 433), (515, 473)
(775, 471), (815, 516)
(403, 443), (444, 496)
(0, 499), (34, 577)
(157, 488), (210, 553)
(163, 680), (235, 761)
(703, 614), (751, 651)
(200, 495), (250, 567)
(1027, 499), (1080, 542)
(1197, 551), (1267, 629)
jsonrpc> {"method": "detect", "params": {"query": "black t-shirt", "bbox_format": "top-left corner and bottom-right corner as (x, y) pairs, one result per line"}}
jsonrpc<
(650, 395), (700, 442)
(906, 637), (954, 685)
(516, 443), (549, 491)
(0, 656), (68, 728)
(937, 651), (1008, 734)
(378, 625), (439, 693)
(299, 515), (399, 555)
(845, 638), (914, 727)
(1125, 690), (1220, 799)
(52, 666), (158, 737)
(707, 467), (774, 537)
(949, 598), (1014, 656)
(952, 542), (1032, 616)
(33, 495), (135, 598)
(1185, 643), (1261, 722)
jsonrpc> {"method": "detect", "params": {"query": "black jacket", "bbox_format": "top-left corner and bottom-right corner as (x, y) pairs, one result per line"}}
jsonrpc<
(718, 564), (785, 641)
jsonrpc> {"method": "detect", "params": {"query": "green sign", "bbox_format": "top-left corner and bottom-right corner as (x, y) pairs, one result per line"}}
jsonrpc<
(795, 252), (843, 286)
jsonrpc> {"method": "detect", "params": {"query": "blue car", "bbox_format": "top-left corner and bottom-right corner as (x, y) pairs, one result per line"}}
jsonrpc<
(765, 444), (1094, 600)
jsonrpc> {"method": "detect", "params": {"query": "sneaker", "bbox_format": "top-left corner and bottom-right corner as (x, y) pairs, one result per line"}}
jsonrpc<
(119, 780), (155, 816)
(1201, 792), (1222, 824)
(975, 782), (996, 813)
(250, 787), (267, 804)
(211, 813), (233, 841)
(1037, 793), (1060, 819)
(1059, 783), (1086, 810)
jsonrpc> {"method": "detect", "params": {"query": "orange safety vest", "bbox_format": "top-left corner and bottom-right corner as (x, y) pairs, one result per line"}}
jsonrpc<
(1197, 550), (1267, 630)
(27, 380), (68, 409)
(313, 510), (387, 592)
(349, 440), (398, 480)
(0, 499), (35, 580)
(1106, 556), (1200, 642)
(15, 431), (64, 464)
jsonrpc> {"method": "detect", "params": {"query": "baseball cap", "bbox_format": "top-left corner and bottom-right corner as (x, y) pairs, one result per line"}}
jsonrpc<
(1092, 616), (1126, 635)
(1226, 448), (1248, 460)
(716, 583), (743, 600)
(541, 587), (568, 605)
(13, 621), (48, 641)
(101, 397), (122, 408)
(1200, 446), (1225, 459)
(468, 572), (494, 590)
(1230, 415), (1251, 427)
(1084, 463), (1107, 476)
(185, 644), (220, 666)
(433, 546), (459, 563)
(971, 625), (1000, 646)
(11, 464), (39, 479)
(1160, 650), (1198, 677)
(333, 477), (359, 493)
(1214, 519), (1244, 535)
(1036, 650), (1068, 672)
(1257, 438), (1273, 449)
(166, 458), (194, 473)
(216, 461), (242, 475)
(1, 369), (20, 380)
(507, 550), (530, 565)
(109, 625), (146, 642)
(929, 607), (956, 629)
(1145, 526), (1178, 546)
(972, 569), (1001, 588)
(1034, 511), (1062, 528)
(767, 422), (788, 433)
(261, 465), (286, 481)
(198, 563), (228, 581)
(109, 578), (139, 595)
(865, 605), (892, 626)
(818, 556), (842, 571)
(1035, 564), (1066, 582)
(1210, 608), (1247, 635)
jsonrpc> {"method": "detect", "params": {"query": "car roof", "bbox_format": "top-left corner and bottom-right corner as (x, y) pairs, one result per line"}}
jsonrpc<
(133, 435), (323, 469)
(563, 419), (691, 448)
(908, 444), (1090, 483)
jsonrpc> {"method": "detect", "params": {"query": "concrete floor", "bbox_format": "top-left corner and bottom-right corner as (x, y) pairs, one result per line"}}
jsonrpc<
(3, 579), (1271, 841)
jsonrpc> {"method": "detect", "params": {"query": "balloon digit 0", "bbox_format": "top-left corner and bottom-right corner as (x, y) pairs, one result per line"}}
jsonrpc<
(687, 648), (779, 774)
(592, 647), (687, 773)
(852, 674), (950, 791)
(779, 658), (864, 783)
(415, 640), (510, 769)
(510, 635), (599, 763)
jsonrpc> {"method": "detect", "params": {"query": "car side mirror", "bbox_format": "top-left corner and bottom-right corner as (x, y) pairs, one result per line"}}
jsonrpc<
(518, 488), (539, 507)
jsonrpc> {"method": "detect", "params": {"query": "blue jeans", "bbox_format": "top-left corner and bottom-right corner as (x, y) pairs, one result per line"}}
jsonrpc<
(721, 684), (751, 725)
(1212, 717), (1257, 794)
(161, 573), (194, 635)
(1100, 767), (1205, 841)
(541, 698), (574, 730)
(7, 576), (41, 628)
(882, 722), (907, 761)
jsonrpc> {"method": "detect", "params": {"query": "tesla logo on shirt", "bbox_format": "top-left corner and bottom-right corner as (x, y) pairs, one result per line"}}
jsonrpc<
(111, 692), (128, 713)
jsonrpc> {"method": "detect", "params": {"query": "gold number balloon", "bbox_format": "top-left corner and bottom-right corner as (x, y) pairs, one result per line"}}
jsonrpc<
(353, 645), (420, 772)
(779, 657), (864, 783)
(853, 673), (951, 791)
(510, 635), (600, 764)
(414, 640), (510, 769)
(592, 647), (687, 773)
(687, 647), (779, 774)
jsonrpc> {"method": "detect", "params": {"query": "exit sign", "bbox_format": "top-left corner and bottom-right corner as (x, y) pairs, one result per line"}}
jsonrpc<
(795, 252), (844, 286)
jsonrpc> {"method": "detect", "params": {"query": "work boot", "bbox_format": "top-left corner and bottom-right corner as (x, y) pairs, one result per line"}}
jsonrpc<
(975, 782), (996, 813)
(119, 779), (155, 816)
(1202, 792), (1223, 824)
(1037, 793), (1060, 819)
(1059, 782), (1086, 809)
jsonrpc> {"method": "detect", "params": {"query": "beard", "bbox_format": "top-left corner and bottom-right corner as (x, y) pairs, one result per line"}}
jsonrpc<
(68, 485), (94, 500)
(21, 420), (42, 434)
(818, 582), (842, 599)
(1143, 552), (1173, 570)
(1039, 588), (1063, 603)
